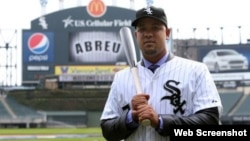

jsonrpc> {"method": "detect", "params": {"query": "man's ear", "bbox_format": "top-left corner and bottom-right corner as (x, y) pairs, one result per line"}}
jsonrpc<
(134, 31), (137, 38)
(166, 28), (171, 39)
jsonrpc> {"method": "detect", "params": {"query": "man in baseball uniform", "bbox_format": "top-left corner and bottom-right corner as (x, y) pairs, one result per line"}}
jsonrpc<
(100, 6), (223, 141)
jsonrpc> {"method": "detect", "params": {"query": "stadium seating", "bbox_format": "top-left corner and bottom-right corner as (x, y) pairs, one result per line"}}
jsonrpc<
(5, 96), (44, 118)
(0, 96), (46, 128)
(232, 94), (250, 115)
(219, 92), (243, 115)
(0, 98), (11, 118)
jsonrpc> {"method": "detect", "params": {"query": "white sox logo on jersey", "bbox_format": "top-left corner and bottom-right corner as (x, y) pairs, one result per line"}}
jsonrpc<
(162, 80), (186, 114)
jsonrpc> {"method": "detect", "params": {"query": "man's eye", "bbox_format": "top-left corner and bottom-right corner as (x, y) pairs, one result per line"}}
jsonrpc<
(137, 28), (145, 32)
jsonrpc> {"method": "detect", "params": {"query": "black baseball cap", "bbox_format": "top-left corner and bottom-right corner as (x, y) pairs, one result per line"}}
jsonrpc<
(132, 6), (168, 28)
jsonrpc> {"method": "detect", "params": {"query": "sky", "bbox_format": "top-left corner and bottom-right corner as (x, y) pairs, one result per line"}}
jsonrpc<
(0, 0), (250, 43)
(0, 0), (250, 86)
(0, 0), (249, 45)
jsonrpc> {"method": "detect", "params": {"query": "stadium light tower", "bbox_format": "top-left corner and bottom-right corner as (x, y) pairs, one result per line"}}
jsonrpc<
(59, 0), (64, 10)
(193, 28), (196, 45)
(206, 27), (210, 45)
(130, 0), (135, 9)
(238, 26), (242, 44)
(0, 29), (18, 86)
(40, 0), (48, 16)
(220, 27), (224, 45)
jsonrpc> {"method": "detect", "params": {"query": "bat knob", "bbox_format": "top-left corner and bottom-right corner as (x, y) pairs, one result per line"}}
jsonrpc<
(141, 119), (151, 126)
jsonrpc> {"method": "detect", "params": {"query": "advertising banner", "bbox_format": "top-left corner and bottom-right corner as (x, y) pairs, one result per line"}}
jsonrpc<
(23, 32), (54, 63)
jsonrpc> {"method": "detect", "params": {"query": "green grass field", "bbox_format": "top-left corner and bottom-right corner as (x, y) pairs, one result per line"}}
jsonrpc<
(0, 138), (106, 141)
(0, 127), (106, 141)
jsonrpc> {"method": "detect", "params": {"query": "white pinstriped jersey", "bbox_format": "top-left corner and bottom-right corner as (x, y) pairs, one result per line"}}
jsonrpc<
(101, 56), (223, 141)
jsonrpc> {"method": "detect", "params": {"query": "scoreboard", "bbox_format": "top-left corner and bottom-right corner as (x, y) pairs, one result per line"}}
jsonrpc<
(22, 1), (139, 85)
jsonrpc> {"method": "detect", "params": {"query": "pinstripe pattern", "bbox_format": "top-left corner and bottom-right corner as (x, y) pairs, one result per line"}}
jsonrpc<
(101, 56), (223, 141)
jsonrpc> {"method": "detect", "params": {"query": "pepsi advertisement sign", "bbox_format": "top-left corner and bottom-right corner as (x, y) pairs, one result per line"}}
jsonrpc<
(23, 32), (54, 63)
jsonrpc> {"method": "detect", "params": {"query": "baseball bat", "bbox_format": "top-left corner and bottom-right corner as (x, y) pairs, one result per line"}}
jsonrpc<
(119, 27), (151, 126)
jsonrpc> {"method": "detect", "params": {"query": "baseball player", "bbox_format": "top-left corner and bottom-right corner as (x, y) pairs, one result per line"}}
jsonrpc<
(100, 6), (223, 141)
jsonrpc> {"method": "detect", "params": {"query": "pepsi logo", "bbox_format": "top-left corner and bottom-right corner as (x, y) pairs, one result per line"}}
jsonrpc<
(28, 33), (49, 54)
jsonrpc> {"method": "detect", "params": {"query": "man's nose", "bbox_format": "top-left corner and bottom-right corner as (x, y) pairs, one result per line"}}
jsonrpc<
(143, 31), (153, 37)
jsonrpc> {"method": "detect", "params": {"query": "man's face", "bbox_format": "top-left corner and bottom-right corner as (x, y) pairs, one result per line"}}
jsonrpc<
(134, 17), (170, 62)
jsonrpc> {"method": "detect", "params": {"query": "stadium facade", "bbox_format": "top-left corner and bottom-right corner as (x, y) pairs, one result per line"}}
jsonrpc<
(22, 0), (139, 88)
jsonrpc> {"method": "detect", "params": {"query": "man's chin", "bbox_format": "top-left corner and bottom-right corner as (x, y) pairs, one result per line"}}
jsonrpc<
(144, 49), (157, 56)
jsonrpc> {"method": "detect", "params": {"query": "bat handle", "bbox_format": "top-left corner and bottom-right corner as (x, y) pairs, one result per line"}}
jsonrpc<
(141, 119), (151, 126)
(131, 68), (151, 126)
(131, 68), (142, 93)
